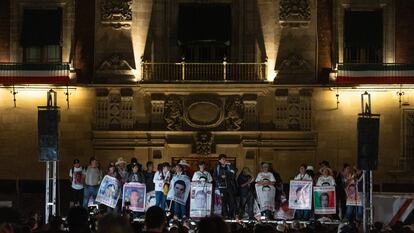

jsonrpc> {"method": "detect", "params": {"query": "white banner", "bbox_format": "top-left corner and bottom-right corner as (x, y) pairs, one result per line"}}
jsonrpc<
(167, 175), (191, 205)
(145, 191), (156, 211)
(189, 182), (213, 218)
(255, 184), (276, 212)
(288, 180), (313, 210)
(122, 182), (146, 212)
(373, 193), (414, 225)
(96, 175), (121, 208)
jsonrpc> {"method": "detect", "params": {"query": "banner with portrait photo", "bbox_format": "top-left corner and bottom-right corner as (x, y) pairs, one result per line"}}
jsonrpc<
(313, 186), (336, 214)
(345, 184), (362, 206)
(122, 182), (146, 212)
(145, 191), (156, 211)
(190, 182), (213, 218)
(288, 180), (312, 210)
(96, 175), (121, 208)
(167, 175), (191, 205)
(255, 184), (276, 212)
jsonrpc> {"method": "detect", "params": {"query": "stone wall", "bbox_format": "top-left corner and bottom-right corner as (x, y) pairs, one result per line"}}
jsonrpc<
(0, 0), (10, 62)
(0, 85), (410, 185)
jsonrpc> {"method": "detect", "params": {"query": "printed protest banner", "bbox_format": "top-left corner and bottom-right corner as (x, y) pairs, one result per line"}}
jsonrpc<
(345, 183), (362, 206)
(313, 186), (336, 214)
(145, 191), (156, 211)
(122, 182), (146, 212)
(255, 184), (276, 212)
(288, 180), (312, 210)
(96, 175), (121, 208)
(167, 175), (191, 205)
(189, 182), (213, 218)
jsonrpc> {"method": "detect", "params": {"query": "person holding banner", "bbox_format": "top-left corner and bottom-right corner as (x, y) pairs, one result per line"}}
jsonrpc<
(153, 163), (170, 210)
(315, 167), (336, 219)
(344, 168), (363, 222)
(255, 162), (276, 219)
(170, 164), (190, 219)
(293, 164), (313, 220)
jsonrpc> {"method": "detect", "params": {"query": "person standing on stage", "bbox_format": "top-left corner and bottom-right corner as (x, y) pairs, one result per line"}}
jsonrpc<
(127, 162), (145, 183)
(144, 161), (156, 192)
(293, 164), (313, 220)
(172, 164), (189, 219)
(256, 162), (276, 219)
(83, 157), (102, 208)
(153, 162), (170, 210)
(213, 154), (237, 218)
(192, 161), (213, 183)
(69, 159), (84, 206)
(237, 167), (255, 220)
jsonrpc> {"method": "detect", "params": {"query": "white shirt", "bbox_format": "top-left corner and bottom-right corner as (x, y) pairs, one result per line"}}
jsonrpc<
(255, 172), (276, 183)
(316, 175), (336, 186)
(294, 173), (313, 181)
(192, 170), (213, 182)
(69, 167), (84, 190)
(153, 170), (170, 192)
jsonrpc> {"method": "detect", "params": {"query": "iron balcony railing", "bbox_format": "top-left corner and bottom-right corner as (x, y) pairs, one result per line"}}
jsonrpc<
(141, 61), (267, 82)
(0, 63), (70, 84)
(336, 63), (414, 84)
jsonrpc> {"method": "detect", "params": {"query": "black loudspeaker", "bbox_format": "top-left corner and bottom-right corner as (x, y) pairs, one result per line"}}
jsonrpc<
(38, 109), (59, 161)
(357, 117), (380, 170)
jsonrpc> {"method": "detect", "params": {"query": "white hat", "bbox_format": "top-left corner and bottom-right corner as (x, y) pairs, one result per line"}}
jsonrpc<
(115, 157), (127, 166)
(178, 159), (190, 167)
(306, 165), (314, 171)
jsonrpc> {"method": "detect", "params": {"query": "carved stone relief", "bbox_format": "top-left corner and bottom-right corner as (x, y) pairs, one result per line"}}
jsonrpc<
(193, 132), (215, 155)
(183, 96), (224, 129)
(95, 88), (135, 130)
(276, 54), (313, 83)
(225, 96), (245, 131)
(274, 89), (312, 131)
(101, 0), (132, 29)
(164, 96), (184, 131)
(279, 0), (311, 28)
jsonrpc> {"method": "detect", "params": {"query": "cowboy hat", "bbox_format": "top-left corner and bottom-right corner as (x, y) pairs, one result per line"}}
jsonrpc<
(178, 159), (190, 167)
(115, 157), (127, 166)
(319, 166), (333, 176)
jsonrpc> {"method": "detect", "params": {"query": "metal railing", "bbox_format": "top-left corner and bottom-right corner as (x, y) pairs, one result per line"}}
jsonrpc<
(141, 60), (267, 82)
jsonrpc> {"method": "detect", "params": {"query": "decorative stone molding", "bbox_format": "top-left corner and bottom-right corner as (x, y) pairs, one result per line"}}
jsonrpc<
(193, 132), (215, 155)
(243, 95), (258, 130)
(225, 96), (245, 131)
(278, 54), (312, 74)
(183, 96), (224, 129)
(151, 94), (165, 127)
(279, 0), (311, 28)
(164, 96), (184, 131)
(95, 88), (135, 130)
(275, 54), (313, 83)
(98, 54), (134, 75)
(101, 0), (132, 29)
(274, 89), (312, 131)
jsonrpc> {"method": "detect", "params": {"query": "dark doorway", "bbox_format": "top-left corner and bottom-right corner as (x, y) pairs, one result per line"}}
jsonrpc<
(178, 3), (231, 62)
(344, 9), (383, 63)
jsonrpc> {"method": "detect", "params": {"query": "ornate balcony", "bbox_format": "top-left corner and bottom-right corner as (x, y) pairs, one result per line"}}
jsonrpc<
(335, 63), (414, 84)
(141, 61), (267, 82)
(0, 63), (70, 84)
